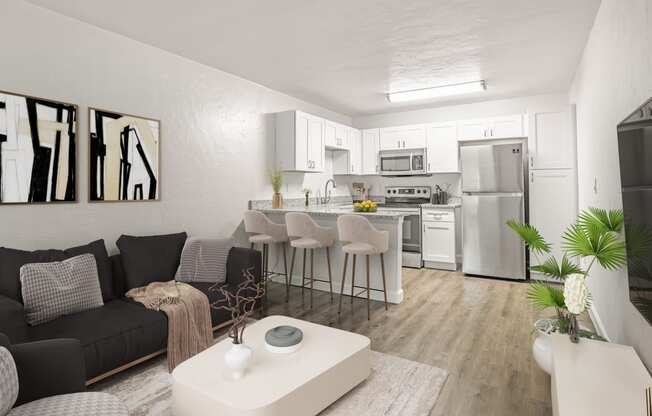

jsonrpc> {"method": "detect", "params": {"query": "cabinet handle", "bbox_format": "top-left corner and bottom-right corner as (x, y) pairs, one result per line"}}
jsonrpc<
(530, 156), (534, 167)
(428, 163), (431, 171)
(427, 226), (448, 230)
(531, 172), (534, 183)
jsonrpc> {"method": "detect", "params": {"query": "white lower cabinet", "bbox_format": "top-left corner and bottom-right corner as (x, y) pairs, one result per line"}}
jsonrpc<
(529, 169), (577, 281)
(422, 208), (457, 270)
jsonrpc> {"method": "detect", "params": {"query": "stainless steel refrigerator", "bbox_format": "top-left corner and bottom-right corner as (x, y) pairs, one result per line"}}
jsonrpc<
(460, 140), (527, 280)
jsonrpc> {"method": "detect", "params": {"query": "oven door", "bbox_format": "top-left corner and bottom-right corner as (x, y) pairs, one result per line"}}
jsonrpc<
(402, 213), (421, 253)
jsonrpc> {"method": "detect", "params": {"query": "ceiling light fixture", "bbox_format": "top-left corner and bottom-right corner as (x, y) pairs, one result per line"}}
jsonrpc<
(386, 80), (487, 103)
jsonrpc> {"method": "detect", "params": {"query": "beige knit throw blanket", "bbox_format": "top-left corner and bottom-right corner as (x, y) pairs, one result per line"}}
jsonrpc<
(126, 281), (213, 371)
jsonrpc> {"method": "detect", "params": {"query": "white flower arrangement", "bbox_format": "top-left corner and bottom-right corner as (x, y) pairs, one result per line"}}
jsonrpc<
(563, 275), (590, 315)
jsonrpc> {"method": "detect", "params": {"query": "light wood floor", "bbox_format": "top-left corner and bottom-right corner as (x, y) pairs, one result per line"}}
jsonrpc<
(264, 267), (554, 416)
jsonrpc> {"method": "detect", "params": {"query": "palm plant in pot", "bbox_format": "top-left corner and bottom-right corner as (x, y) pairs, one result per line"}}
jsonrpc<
(507, 208), (628, 373)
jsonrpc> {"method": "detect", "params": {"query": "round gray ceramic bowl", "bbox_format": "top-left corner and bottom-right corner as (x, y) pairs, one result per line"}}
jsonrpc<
(264, 326), (303, 354)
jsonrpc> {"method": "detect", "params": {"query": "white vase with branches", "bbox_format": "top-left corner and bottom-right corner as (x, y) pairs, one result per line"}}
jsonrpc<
(210, 268), (265, 379)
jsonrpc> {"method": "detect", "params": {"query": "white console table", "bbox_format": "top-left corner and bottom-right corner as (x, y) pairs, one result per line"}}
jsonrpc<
(551, 334), (652, 416)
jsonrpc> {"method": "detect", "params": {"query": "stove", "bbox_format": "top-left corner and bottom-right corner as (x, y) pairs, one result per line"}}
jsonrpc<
(381, 186), (431, 268)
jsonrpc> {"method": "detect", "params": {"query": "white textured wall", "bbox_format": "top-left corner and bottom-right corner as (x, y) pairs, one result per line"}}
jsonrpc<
(569, 0), (652, 367)
(0, 0), (351, 252)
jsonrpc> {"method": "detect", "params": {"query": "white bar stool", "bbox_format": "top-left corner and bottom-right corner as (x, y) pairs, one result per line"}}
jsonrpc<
(285, 212), (335, 309)
(336, 214), (389, 320)
(243, 210), (290, 303)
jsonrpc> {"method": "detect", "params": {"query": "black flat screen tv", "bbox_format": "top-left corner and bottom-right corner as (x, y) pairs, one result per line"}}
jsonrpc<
(617, 96), (652, 325)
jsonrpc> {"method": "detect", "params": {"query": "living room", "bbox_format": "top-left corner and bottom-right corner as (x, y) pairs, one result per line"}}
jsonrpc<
(1, 0), (652, 415)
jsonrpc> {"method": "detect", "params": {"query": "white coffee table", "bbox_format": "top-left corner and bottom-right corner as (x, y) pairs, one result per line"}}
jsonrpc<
(172, 315), (371, 416)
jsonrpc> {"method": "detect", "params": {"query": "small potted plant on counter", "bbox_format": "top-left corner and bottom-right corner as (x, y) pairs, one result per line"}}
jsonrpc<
(270, 169), (283, 209)
(507, 208), (632, 374)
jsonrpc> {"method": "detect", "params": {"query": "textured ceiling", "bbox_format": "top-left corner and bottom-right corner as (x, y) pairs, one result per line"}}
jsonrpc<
(25, 0), (600, 116)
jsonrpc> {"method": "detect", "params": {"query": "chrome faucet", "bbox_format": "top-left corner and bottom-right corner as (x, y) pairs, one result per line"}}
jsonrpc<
(321, 179), (337, 204)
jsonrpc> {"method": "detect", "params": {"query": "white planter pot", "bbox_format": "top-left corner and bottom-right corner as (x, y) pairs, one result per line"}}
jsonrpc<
(224, 343), (252, 380)
(532, 333), (553, 374)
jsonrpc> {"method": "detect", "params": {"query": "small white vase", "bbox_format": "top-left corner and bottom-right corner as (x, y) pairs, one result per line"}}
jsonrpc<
(224, 343), (252, 379)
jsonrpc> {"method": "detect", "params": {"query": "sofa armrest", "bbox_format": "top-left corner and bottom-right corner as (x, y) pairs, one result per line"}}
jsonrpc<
(9, 338), (86, 406)
(0, 294), (28, 343)
(226, 247), (262, 286)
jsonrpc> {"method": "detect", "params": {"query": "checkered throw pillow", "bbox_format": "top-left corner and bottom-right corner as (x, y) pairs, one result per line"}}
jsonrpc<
(20, 254), (104, 326)
(0, 346), (18, 416)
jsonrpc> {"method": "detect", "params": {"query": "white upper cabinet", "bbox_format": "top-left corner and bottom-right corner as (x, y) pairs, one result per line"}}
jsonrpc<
(361, 128), (380, 175)
(458, 119), (489, 140)
(491, 115), (525, 138)
(324, 121), (348, 150)
(308, 117), (325, 171)
(379, 124), (426, 150)
(528, 106), (576, 170)
(458, 115), (524, 140)
(332, 128), (362, 175)
(425, 122), (459, 173)
(275, 110), (324, 172)
(349, 128), (362, 174)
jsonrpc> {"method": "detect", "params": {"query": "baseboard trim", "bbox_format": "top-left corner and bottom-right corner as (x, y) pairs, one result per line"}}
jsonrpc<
(85, 318), (234, 386)
(588, 304), (611, 342)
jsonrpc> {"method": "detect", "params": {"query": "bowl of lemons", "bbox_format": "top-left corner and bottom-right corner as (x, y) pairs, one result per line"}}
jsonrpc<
(353, 200), (378, 213)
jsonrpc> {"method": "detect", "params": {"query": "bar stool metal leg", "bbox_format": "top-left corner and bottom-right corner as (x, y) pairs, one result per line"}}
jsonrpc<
(310, 249), (315, 309)
(263, 244), (269, 312)
(366, 255), (371, 320)
(350, 255), (357, 304)
(380, 253), (388, 310)
(282, 243), (289, 302)
(338, 253), (349, 314)
(325, 247), (334, 303)
(301, 248), (307, 302)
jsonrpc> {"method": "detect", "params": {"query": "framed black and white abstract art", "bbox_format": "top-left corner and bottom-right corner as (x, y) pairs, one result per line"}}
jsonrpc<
(0, 90), (77, 204)
(89, 108), (160, 202)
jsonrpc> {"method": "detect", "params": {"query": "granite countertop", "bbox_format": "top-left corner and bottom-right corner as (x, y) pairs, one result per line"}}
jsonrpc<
(257, 205), (407, 219)
(420, 203), (462, 209)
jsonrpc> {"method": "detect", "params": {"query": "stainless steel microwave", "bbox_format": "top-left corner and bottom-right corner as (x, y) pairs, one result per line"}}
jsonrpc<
(379, 148), (427, 176)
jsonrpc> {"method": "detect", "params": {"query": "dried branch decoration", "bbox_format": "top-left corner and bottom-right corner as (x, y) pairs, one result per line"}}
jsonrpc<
(209, 267), (265, 344)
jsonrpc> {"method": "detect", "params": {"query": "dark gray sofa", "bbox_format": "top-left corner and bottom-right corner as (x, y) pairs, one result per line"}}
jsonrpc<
(0, 242), (261, 382)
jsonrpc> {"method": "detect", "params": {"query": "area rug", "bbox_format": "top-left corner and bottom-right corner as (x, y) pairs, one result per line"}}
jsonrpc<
(92, 350), (448, 415)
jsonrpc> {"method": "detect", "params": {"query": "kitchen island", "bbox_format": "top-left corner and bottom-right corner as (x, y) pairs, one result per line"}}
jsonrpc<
(235, 203), (406, 304)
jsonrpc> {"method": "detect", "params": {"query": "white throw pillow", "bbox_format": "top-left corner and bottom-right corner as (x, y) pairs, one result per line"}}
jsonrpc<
(0, 346), (18, 416)
(20, 254), (104, 325)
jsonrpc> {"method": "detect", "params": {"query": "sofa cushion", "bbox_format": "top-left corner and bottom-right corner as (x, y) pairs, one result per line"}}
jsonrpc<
(116, 232), (187, 291)
(0, 240), (114, 303)
(64, 240), (114, 302)
(8, 392), (128, 416)
(20, 254), (104, 326)
(26, 300), (167, 379)
(0, 346), (18, 416)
